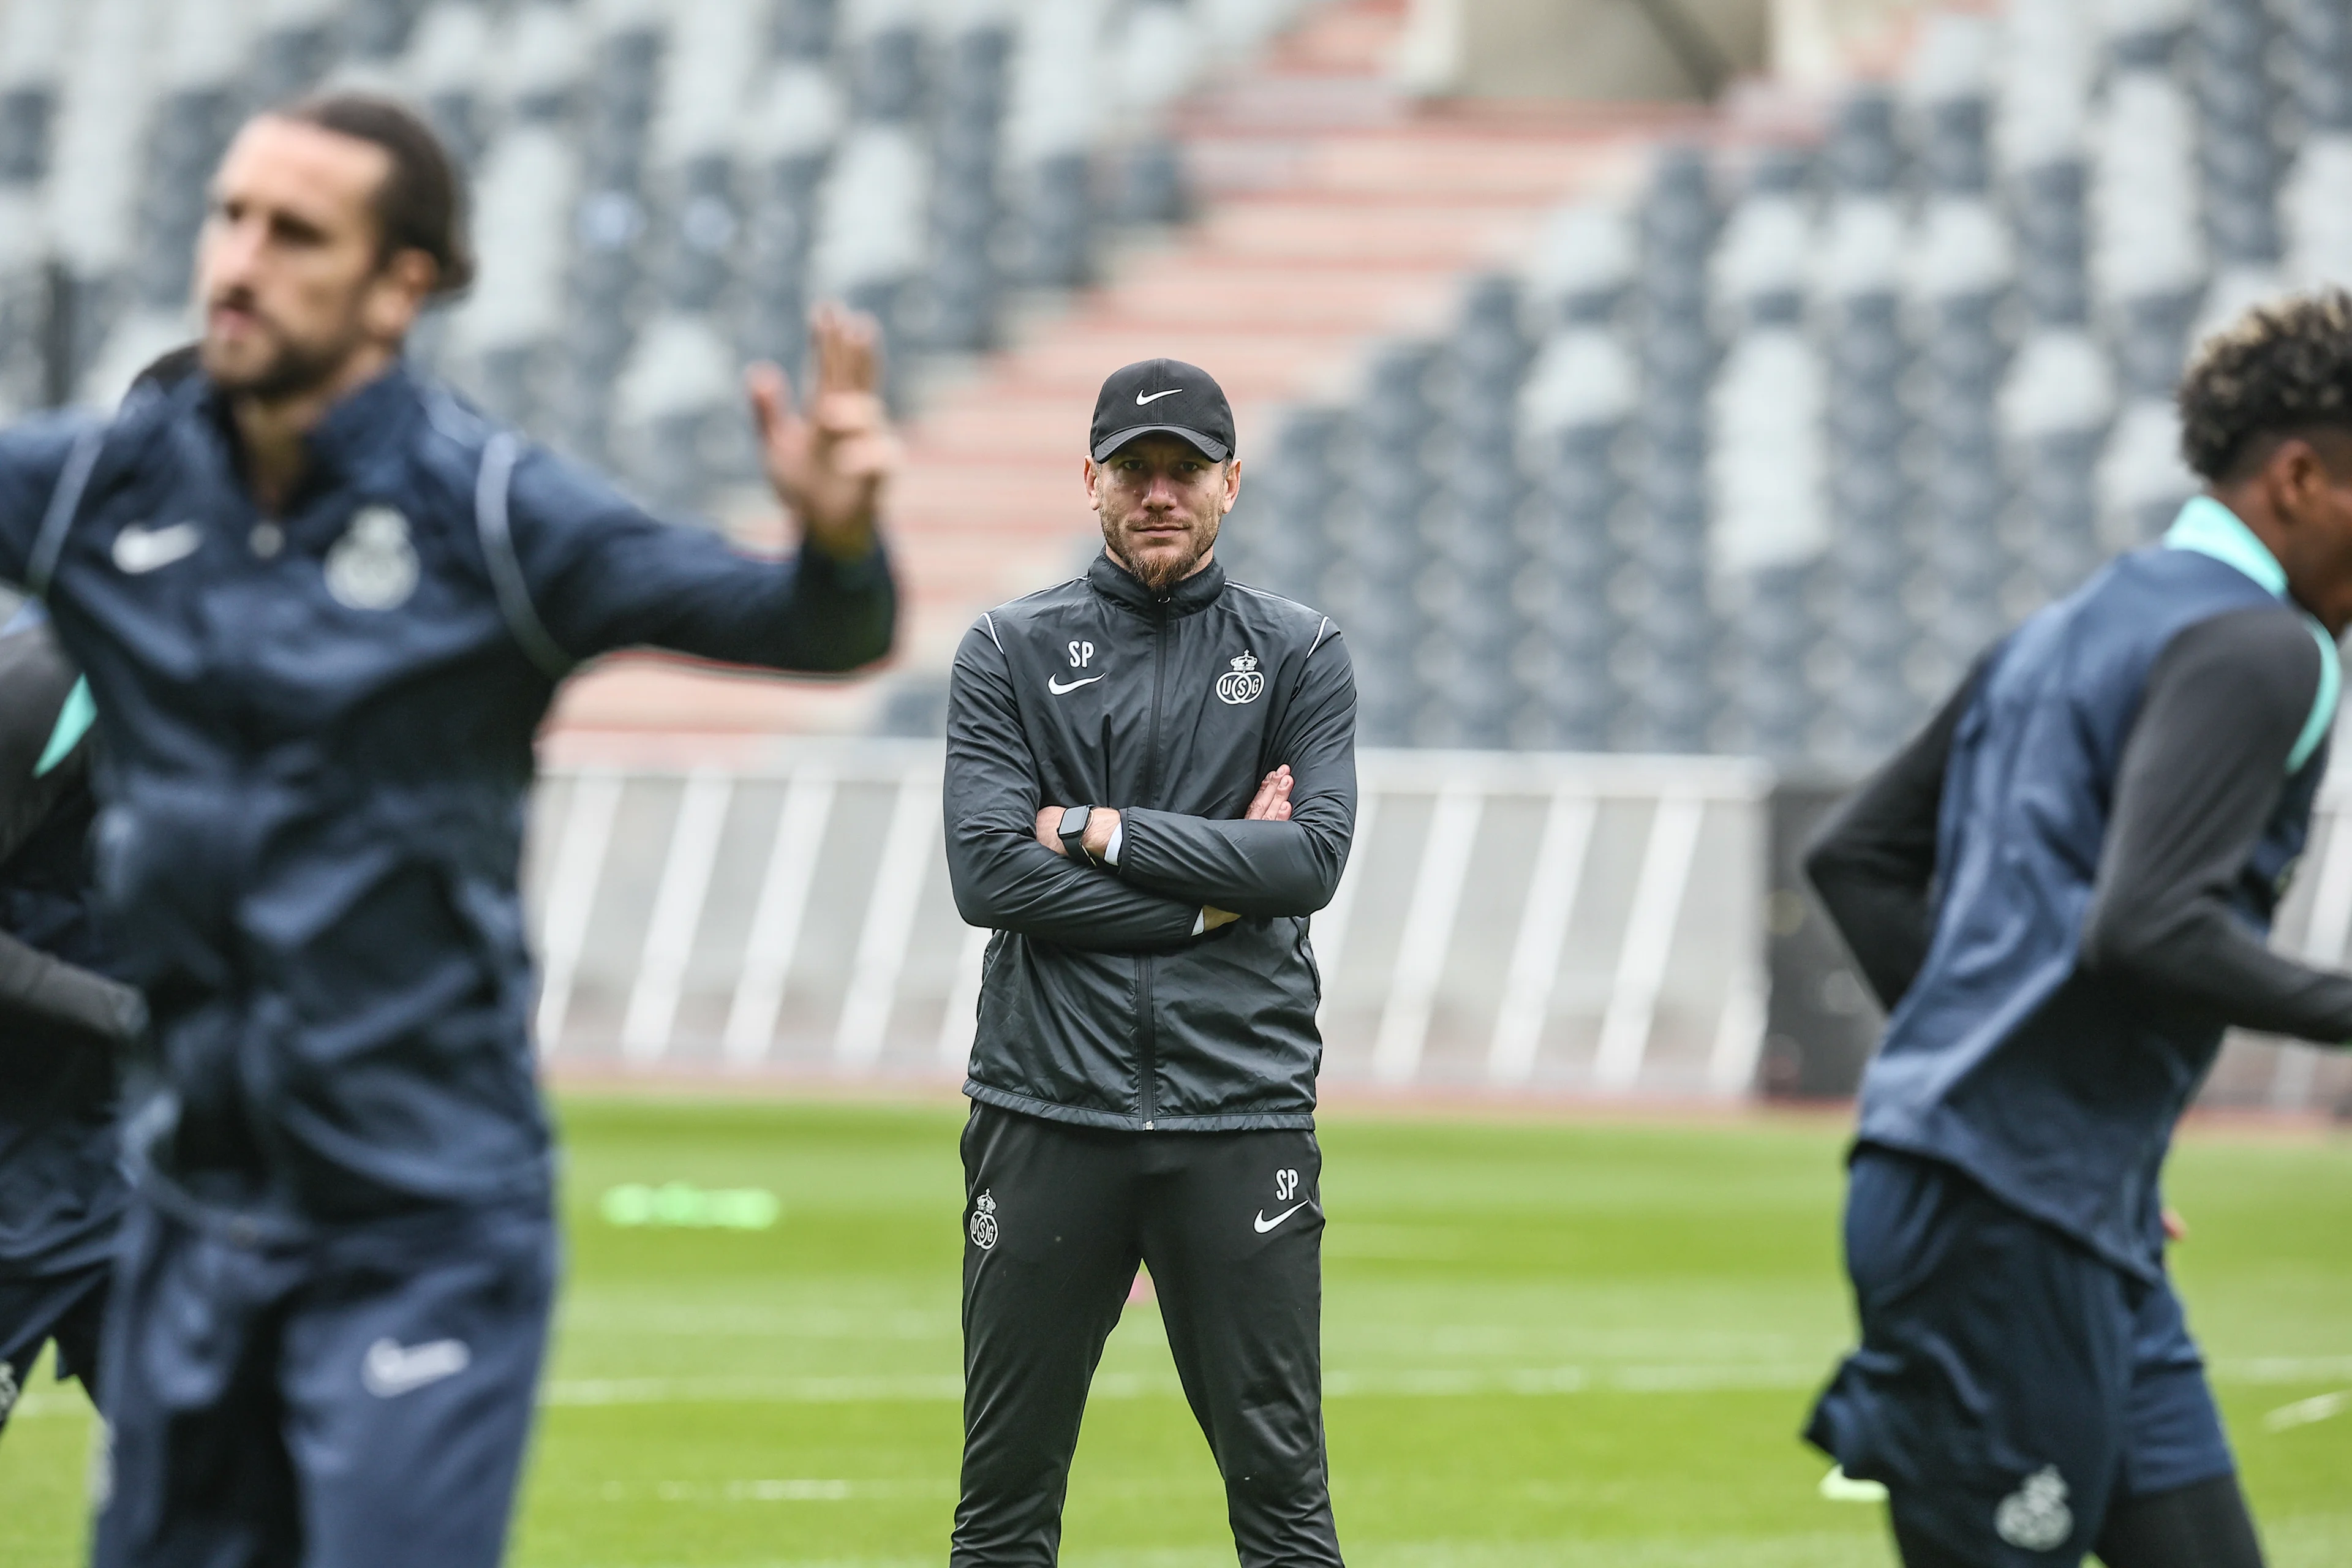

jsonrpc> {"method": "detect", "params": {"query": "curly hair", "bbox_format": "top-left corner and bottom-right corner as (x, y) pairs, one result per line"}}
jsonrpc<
(2177, 290), (2352, 481)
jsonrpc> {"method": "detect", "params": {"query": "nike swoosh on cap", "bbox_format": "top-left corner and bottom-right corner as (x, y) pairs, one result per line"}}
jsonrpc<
(1047, 674), (1106, 695)
(1135, 388), (1183, 405)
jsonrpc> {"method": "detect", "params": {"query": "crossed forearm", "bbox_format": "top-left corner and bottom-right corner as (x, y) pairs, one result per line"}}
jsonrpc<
(1034, 767), (1303, 928)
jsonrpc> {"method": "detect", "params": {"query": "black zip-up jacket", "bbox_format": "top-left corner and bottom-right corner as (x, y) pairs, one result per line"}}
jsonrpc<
(945, 554), (1356, 1130)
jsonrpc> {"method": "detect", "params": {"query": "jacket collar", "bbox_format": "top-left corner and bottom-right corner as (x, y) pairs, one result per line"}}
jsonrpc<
(2165, 494), (2287, 596)
(194, 359), (424, 508)
(2165, 493), (2343, 775)
(1087, 550), (1227, 617)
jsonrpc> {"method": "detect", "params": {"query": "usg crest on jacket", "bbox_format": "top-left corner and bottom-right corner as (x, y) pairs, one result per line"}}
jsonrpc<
(1215, 651), (1264, 705)
(945, 556), (1357, 1131)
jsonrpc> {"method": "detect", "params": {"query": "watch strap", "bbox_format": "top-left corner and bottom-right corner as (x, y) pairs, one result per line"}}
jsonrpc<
(1058, 805), (1096, 865)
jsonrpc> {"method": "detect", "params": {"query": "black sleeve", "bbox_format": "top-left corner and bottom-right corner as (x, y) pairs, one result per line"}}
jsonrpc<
(1803, 663), (1983, 1010)
(1112, 632), (1356, 918)
(0, 925), (145, 1047)
(942, 622), (1208, 951)
(2080, 607), (2352, 1041)
(0, 625), (146, 1050)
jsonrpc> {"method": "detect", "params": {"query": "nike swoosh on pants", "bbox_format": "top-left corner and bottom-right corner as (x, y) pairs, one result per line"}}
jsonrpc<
(361, 1337), (472, 1398)
(1253, 1202), (1310, 1234)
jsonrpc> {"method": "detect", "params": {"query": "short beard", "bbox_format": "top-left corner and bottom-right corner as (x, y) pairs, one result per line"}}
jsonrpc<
(202, 317), (364, 403)
(1104, 515), (1221, 594)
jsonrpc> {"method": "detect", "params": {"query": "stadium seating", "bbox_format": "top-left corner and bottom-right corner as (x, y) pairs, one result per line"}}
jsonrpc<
(1222, 0), (2352, 766)
(4, 0), (2348, 772)
(0, 0), (1313, 523)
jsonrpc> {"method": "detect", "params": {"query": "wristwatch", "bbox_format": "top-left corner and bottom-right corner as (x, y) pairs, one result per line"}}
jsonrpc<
(1058, 805), (1096, 865)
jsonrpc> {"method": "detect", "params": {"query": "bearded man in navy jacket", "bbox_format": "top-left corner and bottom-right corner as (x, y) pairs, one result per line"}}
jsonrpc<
(0, 94), (895, 1566)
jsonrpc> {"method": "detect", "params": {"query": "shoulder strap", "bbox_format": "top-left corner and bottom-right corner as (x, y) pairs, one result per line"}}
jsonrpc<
(26, 426), (105, 600)
(473, 432), (574, 680)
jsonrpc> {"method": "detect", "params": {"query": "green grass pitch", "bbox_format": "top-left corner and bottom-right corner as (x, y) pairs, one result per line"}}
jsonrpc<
(3, 1097), (2347, 1567)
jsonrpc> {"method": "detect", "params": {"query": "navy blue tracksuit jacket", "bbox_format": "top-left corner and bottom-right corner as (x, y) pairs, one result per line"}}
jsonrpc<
(1852, 518), (2326, 1281)
(0, 365), (894, 1226)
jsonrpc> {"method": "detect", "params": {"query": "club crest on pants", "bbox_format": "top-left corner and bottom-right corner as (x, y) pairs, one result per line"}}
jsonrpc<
(970, 1189), (998, 1250)
(1994, 1464), (2072, 1552)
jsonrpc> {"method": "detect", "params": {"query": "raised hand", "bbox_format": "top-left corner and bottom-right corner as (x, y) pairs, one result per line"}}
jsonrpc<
(747, 303), (897, 562)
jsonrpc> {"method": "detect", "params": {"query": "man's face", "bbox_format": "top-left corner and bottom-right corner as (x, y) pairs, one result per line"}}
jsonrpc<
(1085, 435), (1241, 593)
(196, 118), (417, 401)
(2264, 431), (2352, 635)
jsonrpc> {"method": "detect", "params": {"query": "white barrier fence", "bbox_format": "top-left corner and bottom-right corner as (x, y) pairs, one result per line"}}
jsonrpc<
(522, 744), (1774, 1096)
(520, 742), (2352, 1111)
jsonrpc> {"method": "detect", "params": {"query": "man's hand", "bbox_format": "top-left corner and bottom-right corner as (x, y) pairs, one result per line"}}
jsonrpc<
(748, 303), (895, 562)
(1203, 769), (1295, 930)
(1245, 765), (1294, 822)
(2162, 1207), (2188, 1243)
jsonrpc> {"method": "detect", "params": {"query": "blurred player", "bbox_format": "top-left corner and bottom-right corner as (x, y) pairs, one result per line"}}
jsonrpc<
(1803, 293), (2352, 1567)
(0, 609), (145, 1441)
(943, 360), (1357, 1566)
(0, 93), (895, 1565)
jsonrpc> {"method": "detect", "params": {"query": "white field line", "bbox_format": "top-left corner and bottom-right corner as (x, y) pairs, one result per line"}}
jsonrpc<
(532, 1353), (2352, 1409)
(15, 1357), (2350, 1423)
(639, 1478), (956, 1502)
(2263, 1387), (2351, 1431)
(2214, 1354), (2352, 1382)
(545, 1373), (965, 1406)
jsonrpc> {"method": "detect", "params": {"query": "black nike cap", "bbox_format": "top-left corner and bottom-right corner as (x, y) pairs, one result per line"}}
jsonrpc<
(1089, 358), (1234, 463)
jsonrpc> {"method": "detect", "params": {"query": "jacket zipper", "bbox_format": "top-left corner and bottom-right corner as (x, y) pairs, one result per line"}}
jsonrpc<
(1136, 602), (1170, 1126)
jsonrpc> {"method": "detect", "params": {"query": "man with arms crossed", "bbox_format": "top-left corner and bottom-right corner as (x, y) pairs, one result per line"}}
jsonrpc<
(944, 360), (1355, 1566)
(1804, 293), (2352, 1568)
(0, 94), (895, 1564)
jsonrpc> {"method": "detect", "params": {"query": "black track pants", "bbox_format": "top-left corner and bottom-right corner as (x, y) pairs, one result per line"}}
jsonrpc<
(952, 1102), (1344, 1568)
